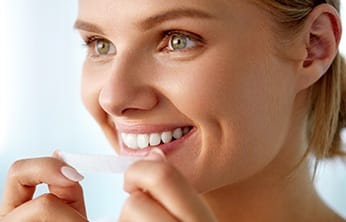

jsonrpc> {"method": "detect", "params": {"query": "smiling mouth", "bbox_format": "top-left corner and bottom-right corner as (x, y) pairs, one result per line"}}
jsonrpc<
(120, 126), (193, 150)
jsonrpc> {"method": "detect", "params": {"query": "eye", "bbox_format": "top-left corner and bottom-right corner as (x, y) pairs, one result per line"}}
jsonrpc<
(94, 39), (116, 55)
(169, 33), (196, 50)
(84, 36), (117, 58)
(160, 31), (202, 53)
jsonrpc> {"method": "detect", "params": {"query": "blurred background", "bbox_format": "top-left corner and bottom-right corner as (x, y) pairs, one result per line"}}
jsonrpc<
(0, 0), (345, 221)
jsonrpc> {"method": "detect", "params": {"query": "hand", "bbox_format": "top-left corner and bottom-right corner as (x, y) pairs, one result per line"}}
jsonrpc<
(0, 157), (87, 221)
(119, 149), (217, 222)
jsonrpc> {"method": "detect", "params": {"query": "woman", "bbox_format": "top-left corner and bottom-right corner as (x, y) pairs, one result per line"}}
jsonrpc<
(0, 0), (345, 221)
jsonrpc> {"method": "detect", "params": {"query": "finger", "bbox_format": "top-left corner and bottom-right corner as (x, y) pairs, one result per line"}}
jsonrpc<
(48, 182), (87, 217)
(1, 193), (88, 222)
(0, 157), (84, 216)
(119, 191), (178, 222)
(124, 160), (216, 222)
(50, 151), (87, 216)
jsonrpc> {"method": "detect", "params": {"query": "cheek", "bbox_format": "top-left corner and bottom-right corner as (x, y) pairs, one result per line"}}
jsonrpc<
(222, 63), (295, 186)
(164, 49), (297, 190)
(223, 70), (295, 174)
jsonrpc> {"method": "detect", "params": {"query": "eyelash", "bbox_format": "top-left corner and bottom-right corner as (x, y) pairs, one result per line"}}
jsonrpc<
(84, 36), (99, 47)
(83, 36), (111, 58)
(82, 30), (204, 59)
(159, 30), (204, 53)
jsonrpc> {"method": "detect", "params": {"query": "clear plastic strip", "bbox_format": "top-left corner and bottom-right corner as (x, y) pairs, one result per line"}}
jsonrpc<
(57, 151), (143, 174)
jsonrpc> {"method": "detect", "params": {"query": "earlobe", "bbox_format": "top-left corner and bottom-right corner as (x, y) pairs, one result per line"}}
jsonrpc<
(296, 4), (342, 92)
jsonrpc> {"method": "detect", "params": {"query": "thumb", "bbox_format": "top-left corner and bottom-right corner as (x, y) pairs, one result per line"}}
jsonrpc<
(144, 148), (166, 161)
(48, 182), (87, 217)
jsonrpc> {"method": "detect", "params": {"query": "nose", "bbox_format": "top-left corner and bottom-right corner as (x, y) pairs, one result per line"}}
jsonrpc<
(99, 52), (158, 116)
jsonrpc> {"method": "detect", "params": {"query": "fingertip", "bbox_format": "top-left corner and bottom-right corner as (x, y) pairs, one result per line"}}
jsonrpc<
(144, 148), (166, 162)
(60, 166), (84, 182)
(52, 149), (62, 160)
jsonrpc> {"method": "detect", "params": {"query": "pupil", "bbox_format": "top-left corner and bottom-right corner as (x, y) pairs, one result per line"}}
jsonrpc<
(172, 35), (186, 49)
(97, 41), (109, 54)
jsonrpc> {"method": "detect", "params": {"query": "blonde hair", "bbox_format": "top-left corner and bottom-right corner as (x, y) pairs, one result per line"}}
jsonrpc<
(260, 0), (346, 161)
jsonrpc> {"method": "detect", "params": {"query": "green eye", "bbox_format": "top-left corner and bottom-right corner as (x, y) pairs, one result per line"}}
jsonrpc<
(95, 39), (116, 55)
(169, 34), (188, 50)
(168, 33), (198, 51)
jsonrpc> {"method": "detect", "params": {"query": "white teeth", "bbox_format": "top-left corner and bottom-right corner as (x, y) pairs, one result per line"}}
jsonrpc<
(161, 131), (173, 144)
(173, 128), (183, 139)
(137, 134), (149, 149)
(120, 127), (191, 150)
(121, 132), (127, 141)
(149, 133), (161, 146)
(126, 134), (138, 149)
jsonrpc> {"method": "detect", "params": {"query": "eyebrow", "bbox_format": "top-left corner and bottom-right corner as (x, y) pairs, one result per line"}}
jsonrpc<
(74, 8), (214, 34)
(74, 20), (105, 34)
(137, 8), (215, 31)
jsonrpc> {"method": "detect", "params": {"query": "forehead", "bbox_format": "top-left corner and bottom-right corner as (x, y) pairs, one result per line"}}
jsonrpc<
(75, 0), (278, 51)
(76, 0), (260, 26)
(78, 0), (227, 15)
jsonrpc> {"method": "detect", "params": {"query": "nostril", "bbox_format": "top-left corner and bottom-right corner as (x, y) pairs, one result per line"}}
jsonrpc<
(120, 107), (145, 115)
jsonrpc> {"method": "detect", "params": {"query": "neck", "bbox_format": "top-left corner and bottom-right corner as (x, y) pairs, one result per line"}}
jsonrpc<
(203, 159), (325, 222)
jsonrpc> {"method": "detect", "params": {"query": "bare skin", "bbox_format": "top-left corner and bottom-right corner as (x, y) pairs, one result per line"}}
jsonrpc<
(0, 1), (345, 221)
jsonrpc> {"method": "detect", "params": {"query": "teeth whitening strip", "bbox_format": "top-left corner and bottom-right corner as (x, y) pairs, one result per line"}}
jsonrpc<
(58, 151), (143, 174)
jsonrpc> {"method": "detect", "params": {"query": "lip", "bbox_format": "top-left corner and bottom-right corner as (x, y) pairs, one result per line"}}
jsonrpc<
(118, 126), (196, 156)
(115, 123), (190, 134)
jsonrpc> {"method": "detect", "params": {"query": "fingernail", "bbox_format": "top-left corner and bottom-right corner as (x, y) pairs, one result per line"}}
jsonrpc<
(144, 148), (166, 161)
(61, 166), (84, 182)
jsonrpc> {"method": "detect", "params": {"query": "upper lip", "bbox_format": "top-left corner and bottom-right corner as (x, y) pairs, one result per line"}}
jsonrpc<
(115, 123), (192, 134)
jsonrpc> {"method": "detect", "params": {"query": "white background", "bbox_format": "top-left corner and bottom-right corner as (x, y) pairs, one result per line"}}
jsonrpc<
(0, 1), (345, 220)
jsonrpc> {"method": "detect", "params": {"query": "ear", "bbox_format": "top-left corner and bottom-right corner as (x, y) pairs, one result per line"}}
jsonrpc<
(296, 4), (342, 92)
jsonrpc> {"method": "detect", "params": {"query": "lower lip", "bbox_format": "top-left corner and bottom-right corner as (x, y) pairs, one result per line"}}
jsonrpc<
(120, 127), (196, 156)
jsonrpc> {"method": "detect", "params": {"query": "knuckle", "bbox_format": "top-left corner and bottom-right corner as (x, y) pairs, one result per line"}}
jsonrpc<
(7, 157), (61, 181)
(34, 194), (58, 212)
(22, 194), (60, 221)
(37, 193), (56, 206)
(8, 159), (27, 178)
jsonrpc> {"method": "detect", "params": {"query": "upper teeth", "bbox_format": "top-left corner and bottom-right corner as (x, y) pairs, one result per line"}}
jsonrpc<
(120, 127), (191, 150)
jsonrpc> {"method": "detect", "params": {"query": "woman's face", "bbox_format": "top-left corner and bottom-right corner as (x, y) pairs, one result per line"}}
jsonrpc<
(77, 0), (300, 192)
